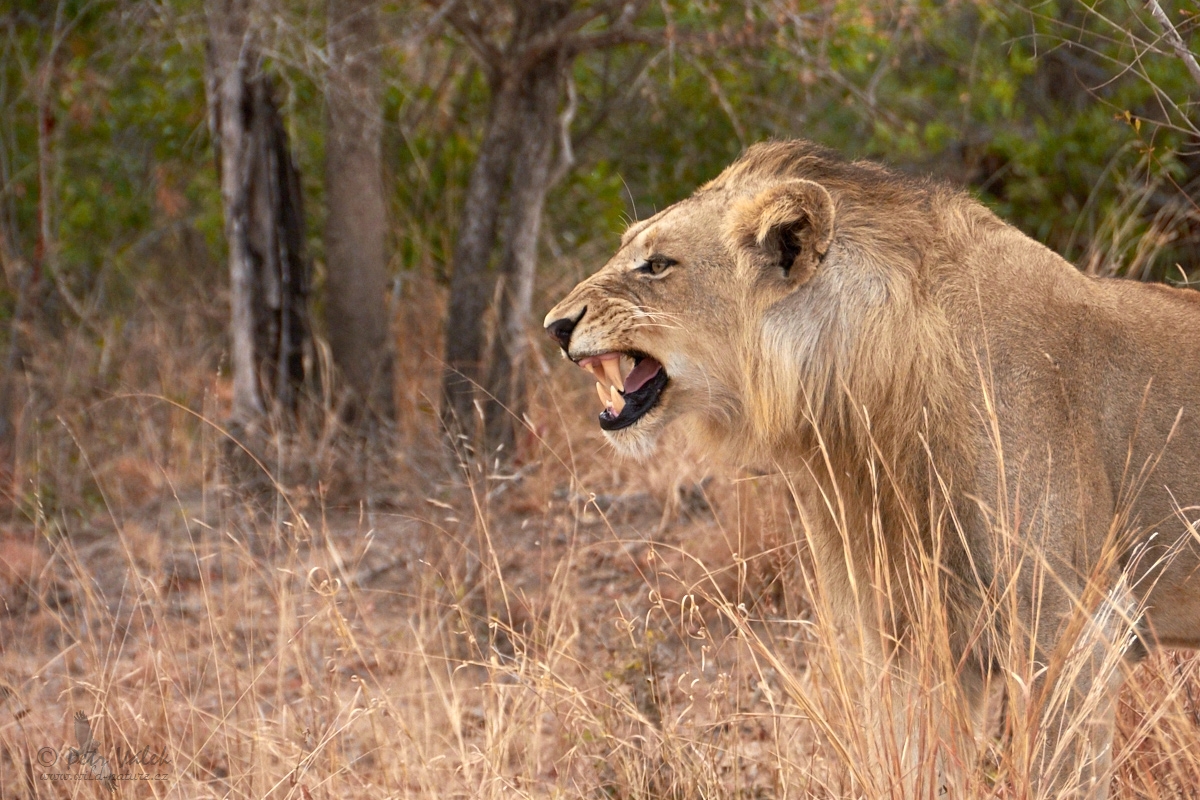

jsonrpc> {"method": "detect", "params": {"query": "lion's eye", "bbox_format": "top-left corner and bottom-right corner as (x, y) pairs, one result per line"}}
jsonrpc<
(637, 255), (677, 276)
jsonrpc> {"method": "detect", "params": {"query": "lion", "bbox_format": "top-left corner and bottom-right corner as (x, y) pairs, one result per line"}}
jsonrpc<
(544, 140), (1200, 798)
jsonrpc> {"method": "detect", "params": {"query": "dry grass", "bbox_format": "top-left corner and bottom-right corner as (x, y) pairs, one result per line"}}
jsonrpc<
(1, 275), (1199, 800)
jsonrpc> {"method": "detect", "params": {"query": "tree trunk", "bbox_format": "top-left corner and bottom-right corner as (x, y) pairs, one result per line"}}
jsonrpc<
(325, 0), (395, 424)
(206, 0), (264, 424)
(440, 75), (523, 439)
(441, 0), (572, 455)
(244, 77), (312, 413)
(206, 0), (312, 427)
(483, 57), (563, 454)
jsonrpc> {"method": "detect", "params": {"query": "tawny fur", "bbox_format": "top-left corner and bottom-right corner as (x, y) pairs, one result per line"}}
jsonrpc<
(546, 140), (1200, 798)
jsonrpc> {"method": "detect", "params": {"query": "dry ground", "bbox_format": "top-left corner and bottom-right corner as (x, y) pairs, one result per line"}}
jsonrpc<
(1, 274), (1199, 799)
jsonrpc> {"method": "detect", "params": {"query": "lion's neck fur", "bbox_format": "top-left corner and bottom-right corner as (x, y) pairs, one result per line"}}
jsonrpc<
(685, 139), (1009, 616)
(748, 195), (987, 470)
(727, 191), (1000, 616)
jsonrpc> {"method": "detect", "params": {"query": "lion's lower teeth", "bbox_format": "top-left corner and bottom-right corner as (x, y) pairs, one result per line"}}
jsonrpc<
(586, 355), (638, 416)
(595, 381), (610, 411)
(610, 385), (625, 415)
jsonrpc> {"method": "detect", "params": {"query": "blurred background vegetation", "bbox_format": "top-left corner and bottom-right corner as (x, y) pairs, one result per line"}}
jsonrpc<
(0, 0), (1198, 495)
(2, 5), (1200, 796)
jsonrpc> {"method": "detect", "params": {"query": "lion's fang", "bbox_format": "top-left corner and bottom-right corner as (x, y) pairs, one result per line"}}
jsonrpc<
(603, 358), (624, 392)
(610, 385), (625, 415)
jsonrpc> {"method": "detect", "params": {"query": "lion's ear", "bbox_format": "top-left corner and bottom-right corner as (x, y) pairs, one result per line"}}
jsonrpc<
(726, 179), (834, 288)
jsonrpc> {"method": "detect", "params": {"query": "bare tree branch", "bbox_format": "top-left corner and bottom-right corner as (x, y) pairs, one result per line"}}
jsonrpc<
(520, 3), (610, 57)
(562, 0), (657, 56)
(1145, 0), (1200, 89)
(565, 24), (661, 56)
(411, 0), (462, 47)
(444, 1), (503, 80)
(515, 0), (657, 71)
(520, 0), (634, 60)
(548, 73), (577, 187)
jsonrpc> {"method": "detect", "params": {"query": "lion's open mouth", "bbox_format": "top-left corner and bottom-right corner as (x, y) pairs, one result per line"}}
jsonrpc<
(576, 352), (669, 431)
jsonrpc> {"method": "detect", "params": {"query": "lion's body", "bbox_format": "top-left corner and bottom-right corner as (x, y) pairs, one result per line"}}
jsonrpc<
(545, 141), (1200, 796)
(957, 231), (1200, 651)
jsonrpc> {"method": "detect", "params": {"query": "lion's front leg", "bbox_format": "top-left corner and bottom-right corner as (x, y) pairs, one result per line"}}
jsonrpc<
(796, 487), (993, 798)
(878, 653), (990, 800)
(1004, 570), (1137, 800)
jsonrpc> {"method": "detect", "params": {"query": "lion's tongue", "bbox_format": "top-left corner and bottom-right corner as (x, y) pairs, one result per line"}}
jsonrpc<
(624, 357), (662, 393)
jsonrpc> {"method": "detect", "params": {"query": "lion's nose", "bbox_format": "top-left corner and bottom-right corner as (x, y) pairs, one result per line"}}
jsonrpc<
(545, 307), (586, 352)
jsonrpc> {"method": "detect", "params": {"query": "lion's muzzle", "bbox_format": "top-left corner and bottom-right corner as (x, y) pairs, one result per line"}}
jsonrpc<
(544, 307), (670, 431)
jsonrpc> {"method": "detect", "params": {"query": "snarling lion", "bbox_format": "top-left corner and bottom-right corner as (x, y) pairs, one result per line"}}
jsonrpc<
(545, 140), (1200, 797)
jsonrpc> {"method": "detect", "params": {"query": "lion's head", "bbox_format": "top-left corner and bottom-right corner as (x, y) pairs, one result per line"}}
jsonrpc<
(545, 140), (948, 461)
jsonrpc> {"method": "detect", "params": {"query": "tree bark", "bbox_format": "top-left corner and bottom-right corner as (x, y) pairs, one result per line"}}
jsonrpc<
(206, 0), (312, 426)
(325, 0), (395, 424)
(440, 75), (522, 438)
(244, 77), (312, 413)
(483, 55), (563, 453)
(206, 0), (264, 424)
(440, 0), (572, 454)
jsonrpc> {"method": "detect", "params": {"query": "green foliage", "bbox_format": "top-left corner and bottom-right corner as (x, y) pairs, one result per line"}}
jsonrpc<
(1, 0), (218, 312)
(2, 0), (1198, 336)
(384, 46), (489, 280)
(546, 0), (1200, 280)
